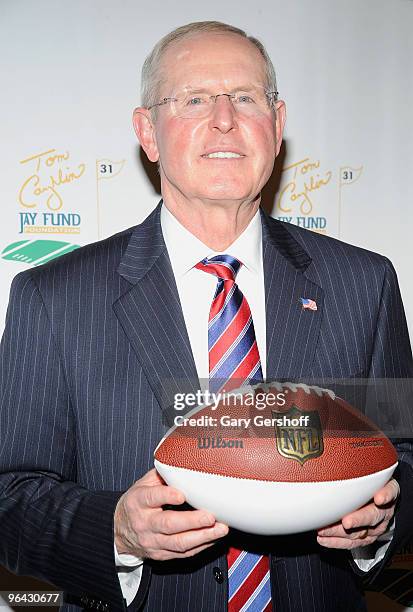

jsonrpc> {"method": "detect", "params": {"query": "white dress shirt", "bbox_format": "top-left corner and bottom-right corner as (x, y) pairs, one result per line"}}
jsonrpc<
(115, 202), (393, 605)
(161, 203), (266, 382)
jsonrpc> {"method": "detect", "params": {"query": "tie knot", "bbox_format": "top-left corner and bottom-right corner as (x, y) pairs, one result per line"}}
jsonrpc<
(195, 254), (242, 281)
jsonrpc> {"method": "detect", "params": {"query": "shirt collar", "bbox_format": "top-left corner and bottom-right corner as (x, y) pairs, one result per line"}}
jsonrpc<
(161, 202), (262, 277)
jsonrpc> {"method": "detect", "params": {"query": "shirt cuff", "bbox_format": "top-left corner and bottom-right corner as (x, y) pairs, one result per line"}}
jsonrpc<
(114, 543), (144, 606)
(114, 542), (144, 567)
(351, 517), (395, 572)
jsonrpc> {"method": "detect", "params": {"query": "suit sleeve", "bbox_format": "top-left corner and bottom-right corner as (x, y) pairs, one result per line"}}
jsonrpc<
(0, 271), (128, 611)
(350, 257), (413, 584)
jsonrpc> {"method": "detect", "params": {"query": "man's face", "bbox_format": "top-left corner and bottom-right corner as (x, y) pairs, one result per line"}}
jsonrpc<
(136, 32), (285, 206)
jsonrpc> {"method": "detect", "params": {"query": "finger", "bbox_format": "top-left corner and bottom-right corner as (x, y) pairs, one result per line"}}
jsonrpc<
(139, 468), (165, 486)
(159, 522), (229, 554)
(361, 522), (392, 538)
(150, 541), (216, 561)
(317, 525), (370, 540)
(340, 481), (399, 529)
(142, 484), (186, 509)
(320, 501), (394, 535)
(318, 504), (394, 540)
(176, 541), (216, 558)
(341, 503), (385, 530)
(374, 479), (400, 506)
(317, 535), (376, 549)
(152, 509), (216, 535)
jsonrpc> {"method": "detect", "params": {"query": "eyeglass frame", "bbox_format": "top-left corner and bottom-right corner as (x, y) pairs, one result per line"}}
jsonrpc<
(147, 89), (280, 115)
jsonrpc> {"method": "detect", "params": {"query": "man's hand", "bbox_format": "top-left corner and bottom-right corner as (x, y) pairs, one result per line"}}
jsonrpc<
(114, 468), (229, 561)
(317, 478), (399, 549)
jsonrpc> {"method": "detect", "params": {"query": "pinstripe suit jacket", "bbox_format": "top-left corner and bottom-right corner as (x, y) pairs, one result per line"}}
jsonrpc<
(1, 201), (412, 612)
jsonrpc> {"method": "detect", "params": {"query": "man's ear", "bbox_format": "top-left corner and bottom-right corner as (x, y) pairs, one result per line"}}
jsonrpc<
(132, 107), (160, 162)
(274, 100), (286, 157)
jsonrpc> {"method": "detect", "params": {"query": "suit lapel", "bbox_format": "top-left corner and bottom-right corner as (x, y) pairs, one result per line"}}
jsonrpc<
(114, 202), (199, 426)
(261, 211), (324, 380)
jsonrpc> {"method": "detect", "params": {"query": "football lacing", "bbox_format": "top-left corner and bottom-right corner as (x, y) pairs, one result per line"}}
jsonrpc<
(257, 381), (335, 400)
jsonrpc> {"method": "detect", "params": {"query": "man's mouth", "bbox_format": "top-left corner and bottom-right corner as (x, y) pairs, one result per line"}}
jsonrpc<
(201, 151), (245, 159)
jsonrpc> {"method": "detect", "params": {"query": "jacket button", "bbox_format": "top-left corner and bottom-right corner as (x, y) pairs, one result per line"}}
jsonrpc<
(213, 566), (224, 584)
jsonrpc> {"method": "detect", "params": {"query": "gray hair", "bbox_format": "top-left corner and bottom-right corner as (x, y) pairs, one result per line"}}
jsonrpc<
(140, 21), (278, 110)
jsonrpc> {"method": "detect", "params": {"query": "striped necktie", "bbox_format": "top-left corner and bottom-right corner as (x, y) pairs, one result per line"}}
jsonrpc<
(195, 254), (272, 612)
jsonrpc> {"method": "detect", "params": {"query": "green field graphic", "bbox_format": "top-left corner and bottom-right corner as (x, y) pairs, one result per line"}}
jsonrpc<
(2, 240), (80, 266)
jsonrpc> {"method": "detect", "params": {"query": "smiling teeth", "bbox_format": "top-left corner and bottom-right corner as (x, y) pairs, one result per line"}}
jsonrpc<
(204, 152), (243, 158)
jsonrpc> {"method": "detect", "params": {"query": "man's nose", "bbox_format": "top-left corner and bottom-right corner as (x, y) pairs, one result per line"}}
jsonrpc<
(208, 95), (237, 133)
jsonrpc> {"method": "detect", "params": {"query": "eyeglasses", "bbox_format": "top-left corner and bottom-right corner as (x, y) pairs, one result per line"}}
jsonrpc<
(147, 86), (279, 119)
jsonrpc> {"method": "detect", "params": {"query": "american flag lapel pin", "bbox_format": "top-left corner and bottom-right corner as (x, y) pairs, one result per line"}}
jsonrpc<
(300, 297), (318, 311)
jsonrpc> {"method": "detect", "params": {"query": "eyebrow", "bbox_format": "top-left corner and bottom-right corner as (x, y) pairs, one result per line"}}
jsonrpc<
(180, 84), (261, 94)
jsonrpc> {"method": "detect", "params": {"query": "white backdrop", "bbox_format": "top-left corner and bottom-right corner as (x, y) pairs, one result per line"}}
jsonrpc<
(0, 1), (412, 610)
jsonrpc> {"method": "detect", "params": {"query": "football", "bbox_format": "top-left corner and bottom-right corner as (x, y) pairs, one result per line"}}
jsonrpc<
(154, 382), (398, 535)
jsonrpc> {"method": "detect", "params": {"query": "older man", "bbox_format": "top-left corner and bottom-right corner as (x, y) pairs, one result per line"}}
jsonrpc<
(0, 20), (412, 612)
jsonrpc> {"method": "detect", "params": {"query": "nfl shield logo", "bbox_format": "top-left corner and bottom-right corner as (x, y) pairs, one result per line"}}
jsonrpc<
(273, 405), (324, 465)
